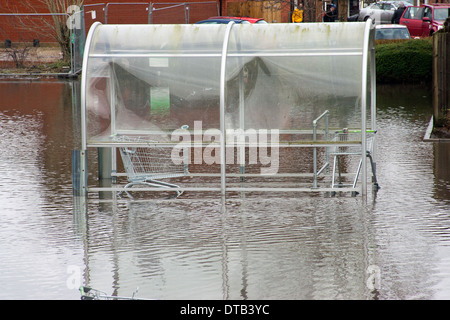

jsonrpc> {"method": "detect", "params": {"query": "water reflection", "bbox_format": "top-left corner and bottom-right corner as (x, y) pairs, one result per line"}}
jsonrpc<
(373, 84), (450, 299)
(0, 81), (83, 299)
(434, 143), (450, 203)
(72, 197), (378, 300)
(0, 80), (449, 300)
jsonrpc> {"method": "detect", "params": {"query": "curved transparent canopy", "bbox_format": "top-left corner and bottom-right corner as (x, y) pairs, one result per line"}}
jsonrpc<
(82, 22), (374, 144)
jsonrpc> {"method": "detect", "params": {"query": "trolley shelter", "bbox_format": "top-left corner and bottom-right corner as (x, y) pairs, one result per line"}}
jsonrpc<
(79, 21), (378, 198)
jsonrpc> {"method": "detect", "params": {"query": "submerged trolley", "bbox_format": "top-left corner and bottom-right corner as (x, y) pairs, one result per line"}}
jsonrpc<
(80, 286), (149, 300)
(115, 135), (188, 198)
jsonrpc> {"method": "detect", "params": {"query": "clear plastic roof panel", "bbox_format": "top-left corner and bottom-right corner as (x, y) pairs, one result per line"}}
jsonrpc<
(82, 22), (374, 144)
(225, 23), (371, 132)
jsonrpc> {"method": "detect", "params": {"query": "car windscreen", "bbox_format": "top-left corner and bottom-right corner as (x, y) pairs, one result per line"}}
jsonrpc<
(434, 8), (450, 21)
(376, 28), (410, 39)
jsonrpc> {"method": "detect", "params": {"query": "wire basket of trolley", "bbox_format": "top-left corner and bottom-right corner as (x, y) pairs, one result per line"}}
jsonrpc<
(114, 134), (189, 199)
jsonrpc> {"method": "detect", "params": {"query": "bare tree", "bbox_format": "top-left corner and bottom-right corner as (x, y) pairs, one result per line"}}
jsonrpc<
(0, 0), (84, 62)
(44, 0), (84, 61)
(5, 44), (35, 68)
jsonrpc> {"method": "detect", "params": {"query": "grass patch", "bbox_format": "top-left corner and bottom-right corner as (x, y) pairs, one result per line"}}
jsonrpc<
(0, 60), (70, 74)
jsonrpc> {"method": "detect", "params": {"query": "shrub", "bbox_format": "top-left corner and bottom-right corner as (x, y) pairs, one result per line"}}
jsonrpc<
(375, 38), (433, 84)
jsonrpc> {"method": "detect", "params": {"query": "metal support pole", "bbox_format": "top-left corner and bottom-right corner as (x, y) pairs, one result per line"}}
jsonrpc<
(219, 21), (235, 196)
(360, 19), (372, 197)
(239, 58), (245, 181)
(98, 147), (112, 180)
(105, 3), (109, 24)
(325, 113), (329, 171)
(370, 42), (377, 183)
(72, 149), (87, 197)
(312, 110), (329, 188)
(185, 4), (189, 24)
(313, 122), (318, 188)
(148, 3), (153, 24)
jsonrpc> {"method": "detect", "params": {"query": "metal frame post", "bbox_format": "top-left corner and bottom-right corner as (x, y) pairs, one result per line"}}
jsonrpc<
(72, 149), (87, 196)
(360, 19), (373, 197)
(312, 110), (329, 188)
(370, 38), (377, 182)
(219, 21), (235, 196)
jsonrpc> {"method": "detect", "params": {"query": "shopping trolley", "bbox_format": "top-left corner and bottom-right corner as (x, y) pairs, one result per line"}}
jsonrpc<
(329, 129), (379, 195)
(114, 135), (189, 199)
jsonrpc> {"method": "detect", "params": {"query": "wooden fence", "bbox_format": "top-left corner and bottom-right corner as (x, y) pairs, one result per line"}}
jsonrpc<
(227, 1), (282, 23)
(433, 31), (450, 126)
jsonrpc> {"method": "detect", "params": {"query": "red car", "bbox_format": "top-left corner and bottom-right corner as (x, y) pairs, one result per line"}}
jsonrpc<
(399, 3), (450, 37)
(207, 16), (268, 24)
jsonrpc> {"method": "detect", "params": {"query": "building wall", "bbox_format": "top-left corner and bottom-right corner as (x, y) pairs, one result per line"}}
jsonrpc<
(2, 0), (450, 44)
(225, 0), (291, 23)
(0, 0), (220, 43)
(83, 0), (221, 25)
(0, 0), (55, 43)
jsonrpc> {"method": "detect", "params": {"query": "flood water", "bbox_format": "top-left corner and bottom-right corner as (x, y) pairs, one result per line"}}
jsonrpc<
(0, 80), (449, 300)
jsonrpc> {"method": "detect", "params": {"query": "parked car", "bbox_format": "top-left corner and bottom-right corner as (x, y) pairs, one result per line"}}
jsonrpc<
(206, 16), (268, 24)
(195, 18), (252, 24)
(357, 1), (413, 24)
(375, 24), (411, 40)
(399, 3), (450, 37)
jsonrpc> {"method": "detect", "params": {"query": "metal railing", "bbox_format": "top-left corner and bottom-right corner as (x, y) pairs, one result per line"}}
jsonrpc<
(312, 110), (329, 188)
(83, 1), (219, 26)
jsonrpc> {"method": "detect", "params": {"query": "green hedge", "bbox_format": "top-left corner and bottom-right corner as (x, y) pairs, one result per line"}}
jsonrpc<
(375, 38), (433, 84)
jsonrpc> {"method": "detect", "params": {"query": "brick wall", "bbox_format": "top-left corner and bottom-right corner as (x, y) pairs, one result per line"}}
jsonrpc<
(0, 0), (220, 44)
(0, 0), (57, 43)
(84, 1), (220, 25)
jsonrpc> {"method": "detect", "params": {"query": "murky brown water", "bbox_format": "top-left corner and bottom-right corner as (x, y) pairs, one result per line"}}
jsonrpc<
(0, 80), (449, 300)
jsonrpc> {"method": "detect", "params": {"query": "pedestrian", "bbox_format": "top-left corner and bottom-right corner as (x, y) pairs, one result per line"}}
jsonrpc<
(391, 2), (406, 24)
(292, 3), (304, 23)
(323, 5), (337, 22)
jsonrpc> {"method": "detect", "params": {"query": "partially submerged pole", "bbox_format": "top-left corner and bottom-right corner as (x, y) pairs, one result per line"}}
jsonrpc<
(72, 149), (87, 197)
(219, 21), (235, 197)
